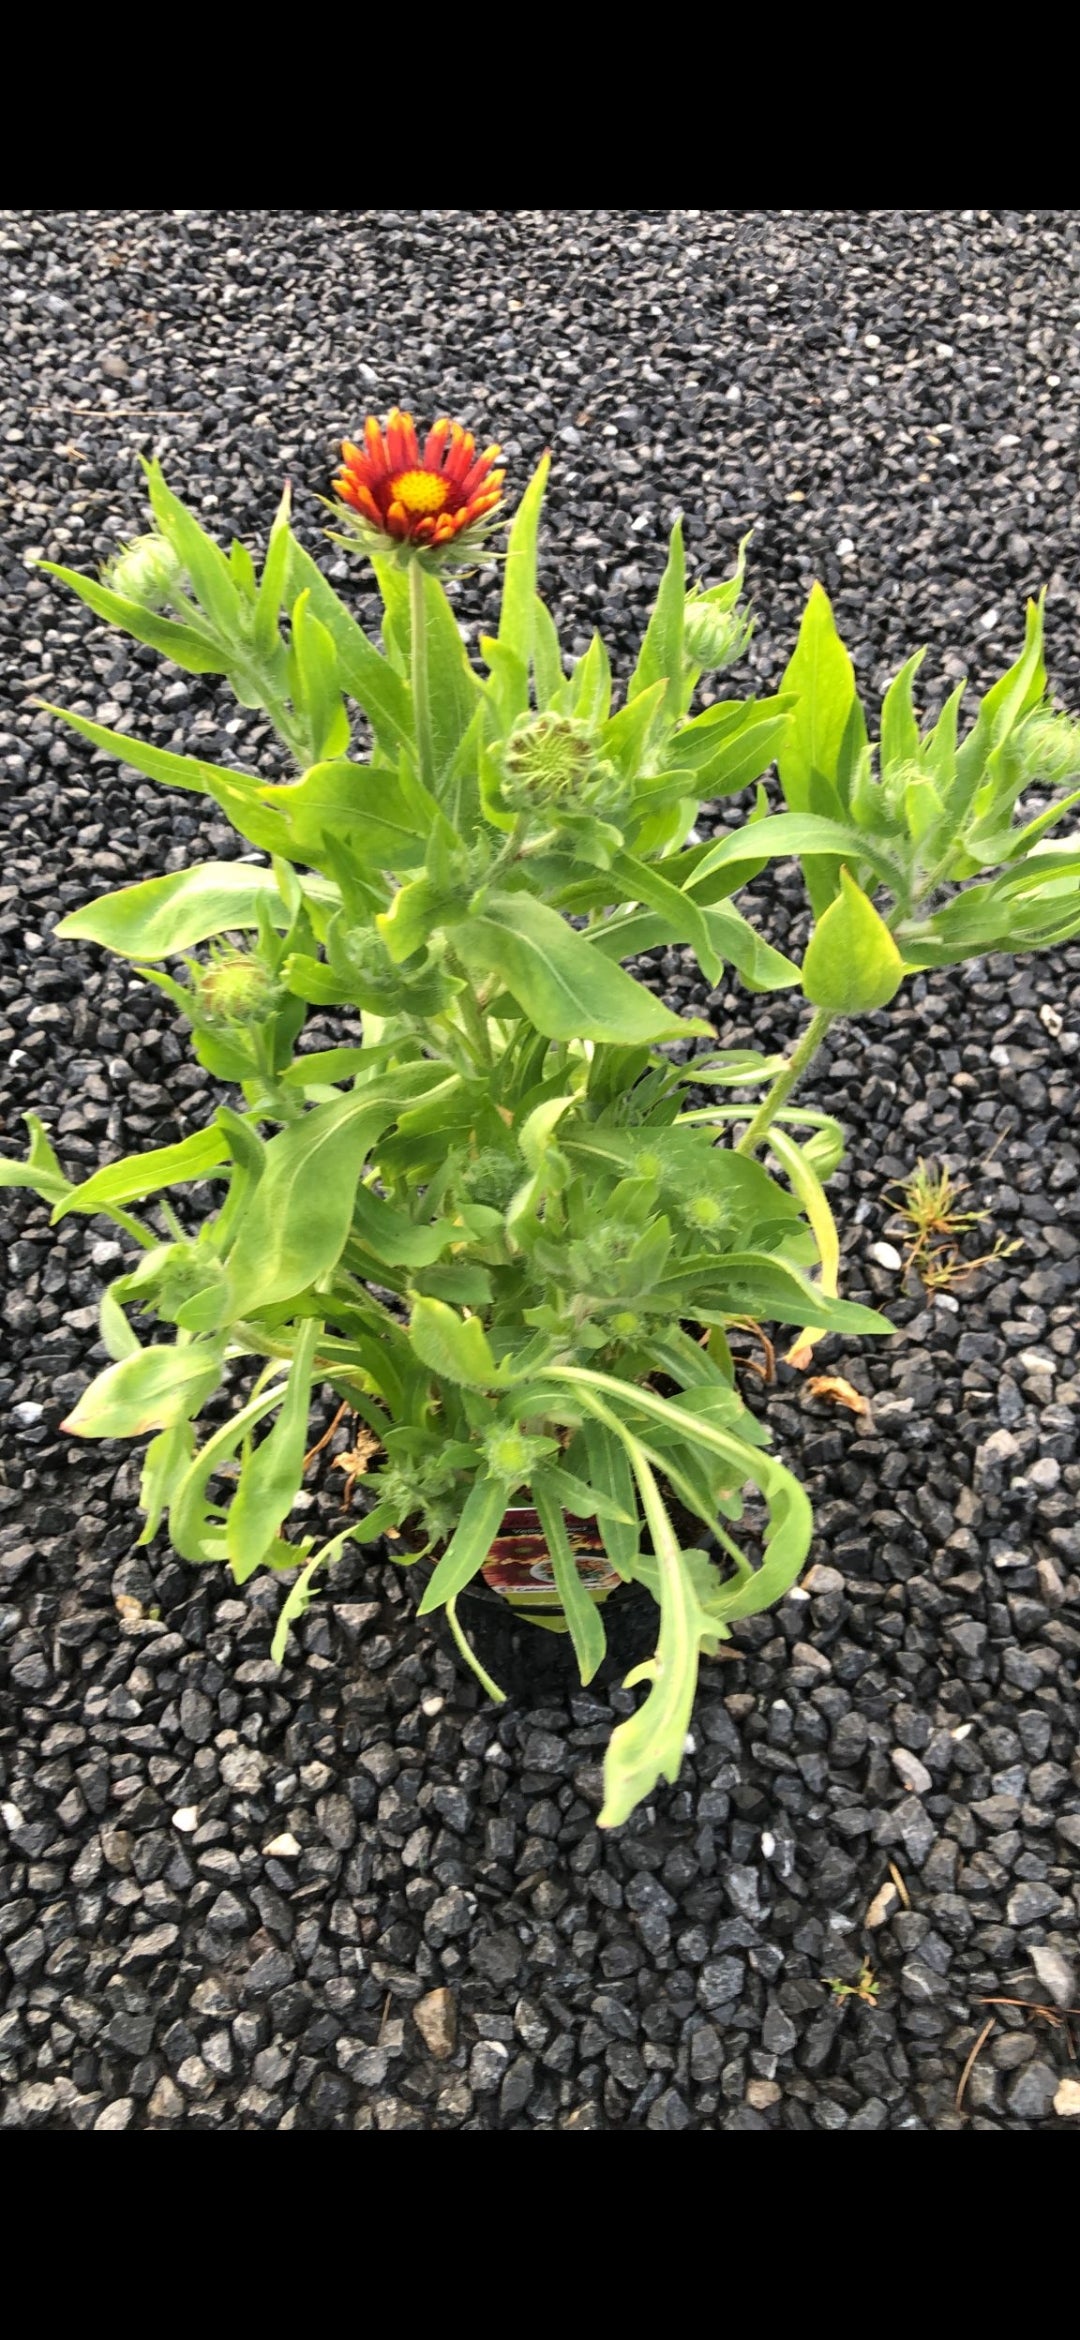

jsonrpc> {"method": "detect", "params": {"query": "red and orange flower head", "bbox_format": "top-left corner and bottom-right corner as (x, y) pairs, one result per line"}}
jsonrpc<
(333, 409), (506, 567)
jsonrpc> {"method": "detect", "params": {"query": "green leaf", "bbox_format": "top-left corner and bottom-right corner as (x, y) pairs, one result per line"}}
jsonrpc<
(36, 702), (244, 796)
(682, 1248), (889, 1335)
(606, 850), (723, 984)
(203, 769), (297, 858)
(416, 1474), (508, 1613)
(61, 1342), (223, 1439)
(533, 596), (565, 710)
(418, 566), (484, 783)
(531, 1471), (607, 1685)
(946, 595), (1046, 827)
(528, 1460), (635, 1529)
(137, 1420), (196, 1545)
(778, 583), (861, 813)
(268, 1515), (366, 1664)
(496, 453), (551, 719)
(480, 637), (529, 734)
(677, 1050), (785, 1088)
(587, 900), (798, 994)
(227, 1318), (320, 1582)
(627, 517), (685, 729)
(35, 562), (228, 673)
(880, 649), (925, 776)
(454, 893), (711, 1045)
(168, 1382), (293, 1564)
(377, 871), (465, 964)
(602, 680), (667, 782)
(0, 1112), (73, 1203)
(413, 1262), (493, 1306)
(56, 861), (336, 961)
(704, 903), (801, 992)
(287, 590), (351, 761)
(267, 758), (429, 870)
(537, 1364), (814, 1823)
(254, 482), (292, 657)
(667, 699), (795, 794)
(685, 811), (905, 901)
(408, 1294), (497, 1388)
(282, 952), (356, 1006)
(54, 1126), (230, 1221)
(923, 682), (964, 795)
(693, 710), (793, 803)
(142, 458), (241, 641)
(225, 1090), (402, 1315)
(280, 1045), (378, 1088)
(598, 1438), (711, 1827)
(904, 774), (945, 847)
(99, 1283), (142, 1361)
(801, 866), (907, 1013)
(283, 534), (415, 761)
(351, 1184), (456, 1267)
(581, 1419), (640, 1576)
(229, 539), (258, 599)
(566, 632), (613, 728)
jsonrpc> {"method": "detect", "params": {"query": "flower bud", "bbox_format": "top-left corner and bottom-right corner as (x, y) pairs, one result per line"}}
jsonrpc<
(196, 951), (276, 1025)
(681, 1190), (731, 1237)
(459, 1148), (520, 1212)
(683, 597), (753, 672)
(1018, 709), (1080, 786)
(481, 1427), (553, 1483)
(500, 712), (611, 813)
(103, 533), (184, 611)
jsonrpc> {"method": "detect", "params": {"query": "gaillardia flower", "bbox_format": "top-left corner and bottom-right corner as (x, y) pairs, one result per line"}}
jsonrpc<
(333, 409), (505, 565)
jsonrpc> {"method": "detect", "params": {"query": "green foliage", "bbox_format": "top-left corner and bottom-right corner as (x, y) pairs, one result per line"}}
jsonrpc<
(5, 446), (1076, 1832)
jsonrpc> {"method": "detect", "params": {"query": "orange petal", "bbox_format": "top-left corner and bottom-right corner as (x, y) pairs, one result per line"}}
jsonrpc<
(445, 428), (476, 485)
(363, 415), (389, 479)
(423, 417), (451, 469)
(460, 444), (501, 496)
(400, 411), (420, 467)
(386, 409), (409, 471)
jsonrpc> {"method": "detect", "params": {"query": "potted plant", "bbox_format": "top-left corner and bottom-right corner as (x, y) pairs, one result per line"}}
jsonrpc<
(5, 412), (1080, 1827)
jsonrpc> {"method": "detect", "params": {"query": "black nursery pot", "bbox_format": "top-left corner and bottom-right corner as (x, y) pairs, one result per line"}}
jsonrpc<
(414, 1503), (672, 1703)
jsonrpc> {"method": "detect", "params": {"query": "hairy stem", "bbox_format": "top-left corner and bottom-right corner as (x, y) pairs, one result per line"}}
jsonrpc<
(409, 556), (435, 794)
(734, 1006), (834, 1157)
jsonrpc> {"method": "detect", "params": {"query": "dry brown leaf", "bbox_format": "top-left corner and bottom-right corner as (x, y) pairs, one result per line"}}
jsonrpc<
(331, 1426), (381, 1477)
(807, 1374), (870, 1417)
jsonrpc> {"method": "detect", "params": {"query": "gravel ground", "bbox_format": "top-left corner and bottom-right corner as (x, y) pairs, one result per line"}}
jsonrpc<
(2, 208), (1079, 2133)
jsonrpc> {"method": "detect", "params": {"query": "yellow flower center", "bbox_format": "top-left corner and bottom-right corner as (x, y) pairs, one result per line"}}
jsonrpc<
(390, 469), (450, 516)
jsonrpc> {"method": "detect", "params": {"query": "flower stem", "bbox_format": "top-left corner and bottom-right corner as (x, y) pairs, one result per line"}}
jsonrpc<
(735, 1006), (834, 1157)
(409, 556), (436, 795)
(454, 980), (494, 1070)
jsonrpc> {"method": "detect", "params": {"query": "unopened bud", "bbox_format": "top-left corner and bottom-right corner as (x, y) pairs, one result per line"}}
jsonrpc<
(683, 597), (753, 672)
(500, 711), (610, 812)
(682, 1190), (730, 1236)
(196, 951), (276, 1025)
(104, 533), (184, 611)
(1018, 709), (1080, 786)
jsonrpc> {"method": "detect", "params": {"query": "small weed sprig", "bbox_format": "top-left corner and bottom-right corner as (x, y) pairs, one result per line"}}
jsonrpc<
(825, 1961), (882, 2006)
(884, 1158), (1022, 1292)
